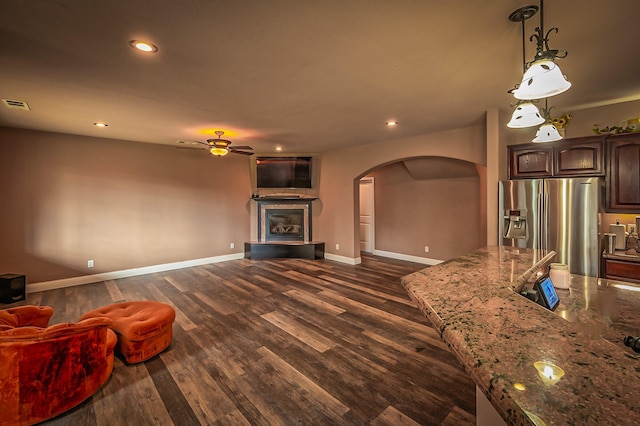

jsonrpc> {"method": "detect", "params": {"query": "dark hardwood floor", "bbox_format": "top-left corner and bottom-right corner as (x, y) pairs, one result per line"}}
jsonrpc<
(20, 255), (475, 425)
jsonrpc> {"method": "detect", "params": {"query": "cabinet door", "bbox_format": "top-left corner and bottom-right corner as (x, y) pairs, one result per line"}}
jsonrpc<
(508, 146), (553, 179)
(608, 134), (640, 211)
(554, 137), (605, 177)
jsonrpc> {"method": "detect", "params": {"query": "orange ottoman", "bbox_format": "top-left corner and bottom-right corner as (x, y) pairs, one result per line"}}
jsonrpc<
(80, 301), (175, 364)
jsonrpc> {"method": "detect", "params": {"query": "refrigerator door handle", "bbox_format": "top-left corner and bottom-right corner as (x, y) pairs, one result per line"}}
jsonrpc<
(537, 192), (547, 250)
(535, 192), (541, 250)
(543, 192), (549, 250)
(538, 192), (542, 250)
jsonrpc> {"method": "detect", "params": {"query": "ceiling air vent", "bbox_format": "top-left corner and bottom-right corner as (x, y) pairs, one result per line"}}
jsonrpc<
(2, 98), (31, 111)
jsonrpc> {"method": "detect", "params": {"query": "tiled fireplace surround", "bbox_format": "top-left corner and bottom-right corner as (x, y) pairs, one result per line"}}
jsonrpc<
(259, 202), (310, 242)
(245, 197), (324, 259)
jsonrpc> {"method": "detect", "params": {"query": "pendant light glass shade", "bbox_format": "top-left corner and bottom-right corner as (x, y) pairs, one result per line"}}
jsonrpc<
(507, 101), (545, 128)
(532, 122), (563, 142)
(513, 59), (571, 100)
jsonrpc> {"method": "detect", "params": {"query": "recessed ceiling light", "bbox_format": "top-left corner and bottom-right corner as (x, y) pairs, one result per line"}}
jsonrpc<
(129, 40), (158, 53)
(93, 122), (108, 127)
(386, 121), (398, 126)
(275, 146), (283, 151)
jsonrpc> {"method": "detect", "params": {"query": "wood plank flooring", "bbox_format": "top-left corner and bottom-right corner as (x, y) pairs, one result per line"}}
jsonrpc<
(18, 255), (475, 425)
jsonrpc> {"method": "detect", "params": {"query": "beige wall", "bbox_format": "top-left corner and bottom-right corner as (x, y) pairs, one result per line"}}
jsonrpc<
(367, 161), (482, 260)
(0, 127), (251, 283)
(7, 99), (635, 282)
(317, 123), (487, 261)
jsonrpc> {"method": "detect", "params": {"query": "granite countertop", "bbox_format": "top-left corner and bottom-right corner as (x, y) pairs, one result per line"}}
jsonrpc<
(401, 246), (640, 425)
(602, 248), (640, 263)
(548, 275), (640, 350)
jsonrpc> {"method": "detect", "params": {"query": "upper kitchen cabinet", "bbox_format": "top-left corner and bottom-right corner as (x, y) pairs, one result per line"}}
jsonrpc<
(508, 145), (553, 179)
(508, 136), (605, 179)
(607, 133), (640, 212)
(553, 136), (606, 177)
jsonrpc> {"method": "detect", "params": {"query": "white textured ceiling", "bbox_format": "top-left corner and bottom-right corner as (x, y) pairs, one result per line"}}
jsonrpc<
(1, 0), (639, 154)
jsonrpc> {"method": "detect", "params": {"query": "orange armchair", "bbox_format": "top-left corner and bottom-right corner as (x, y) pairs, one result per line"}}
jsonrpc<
(0, 316), (117, 425)
(0, 305), (54, 331)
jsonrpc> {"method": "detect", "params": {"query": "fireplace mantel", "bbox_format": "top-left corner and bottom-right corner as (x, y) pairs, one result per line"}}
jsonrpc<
(251, 196), (318, 202)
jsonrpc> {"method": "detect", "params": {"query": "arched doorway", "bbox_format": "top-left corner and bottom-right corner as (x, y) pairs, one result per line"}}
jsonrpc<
(357, 156), (485, 263)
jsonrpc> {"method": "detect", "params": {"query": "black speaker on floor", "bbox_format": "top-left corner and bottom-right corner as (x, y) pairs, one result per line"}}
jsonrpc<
(0, 274), (26, 304)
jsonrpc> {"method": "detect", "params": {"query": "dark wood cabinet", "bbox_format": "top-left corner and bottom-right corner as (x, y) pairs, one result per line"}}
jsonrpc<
(508, 136), (605, 179)
(604, 258), (640, 283)
(508, 145), (553, 179)
(607, 133), (640, 211)
(554, 137), (605, 177)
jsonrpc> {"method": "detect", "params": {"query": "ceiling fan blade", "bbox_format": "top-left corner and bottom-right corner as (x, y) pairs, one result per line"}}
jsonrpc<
(230, 150), (254, 156)
(230, 145), (253, 150)
(177, 140), (209, 147)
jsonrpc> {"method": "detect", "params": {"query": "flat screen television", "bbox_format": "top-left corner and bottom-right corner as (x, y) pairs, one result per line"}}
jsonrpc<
(256, 156), (312, 189)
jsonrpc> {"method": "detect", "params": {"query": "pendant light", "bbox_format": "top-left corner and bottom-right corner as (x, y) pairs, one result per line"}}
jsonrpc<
(532, 99), (563, 142)
(507, 101), (544, 128)
(513, 0), (571, 100)
(533, 122), (563, 142)
(507, 5), (544, 129)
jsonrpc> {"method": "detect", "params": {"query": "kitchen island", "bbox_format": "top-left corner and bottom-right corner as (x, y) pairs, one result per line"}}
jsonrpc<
(401, 246), (640, 425)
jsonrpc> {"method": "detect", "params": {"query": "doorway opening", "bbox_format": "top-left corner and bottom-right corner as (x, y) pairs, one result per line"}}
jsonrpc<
(359, 177), (375, 253)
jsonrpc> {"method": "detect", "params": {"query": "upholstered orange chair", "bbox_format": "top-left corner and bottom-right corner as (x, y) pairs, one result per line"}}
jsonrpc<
(0, 317), (117, 426)
(80, 300), (175, 364)
(0, 305), (54, 331)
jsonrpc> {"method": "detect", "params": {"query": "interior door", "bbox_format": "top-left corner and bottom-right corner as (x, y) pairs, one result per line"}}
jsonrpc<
(359, 177), (375, 253)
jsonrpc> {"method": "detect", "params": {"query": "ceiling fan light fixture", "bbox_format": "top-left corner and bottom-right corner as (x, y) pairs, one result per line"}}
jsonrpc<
(210, 147), (229, 157)
(513, 59), (571, 100)
(532, 122), (563, 142)
(507, 101), (545, 128)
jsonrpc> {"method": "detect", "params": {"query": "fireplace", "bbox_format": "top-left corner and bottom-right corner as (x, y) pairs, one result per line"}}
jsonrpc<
(258, 201), (310, 242)
(265, 209), (304, 241)
(246, 197), (323, 259)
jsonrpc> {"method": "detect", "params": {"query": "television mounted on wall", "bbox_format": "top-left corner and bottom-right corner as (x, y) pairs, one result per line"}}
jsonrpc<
(256, 156), (312, 189)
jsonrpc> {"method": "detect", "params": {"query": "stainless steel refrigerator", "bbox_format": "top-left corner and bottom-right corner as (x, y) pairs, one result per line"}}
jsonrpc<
(499, 177), (603, 277)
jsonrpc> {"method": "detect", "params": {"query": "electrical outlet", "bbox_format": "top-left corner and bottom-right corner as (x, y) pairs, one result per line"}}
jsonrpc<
(230, 242), (235, 249)
(424, 246), (429, 253)
(87, 260), (94, 268)
(336, 243), (340, 250)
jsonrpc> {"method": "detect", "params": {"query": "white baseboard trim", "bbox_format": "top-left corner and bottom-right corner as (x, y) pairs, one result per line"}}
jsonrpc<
(324, 253), (362, 265)
(372, 249), (443, 265)
(26, 252), (246, 293)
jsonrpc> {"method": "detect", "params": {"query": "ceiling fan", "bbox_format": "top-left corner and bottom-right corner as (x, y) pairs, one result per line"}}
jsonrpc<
(178, 131), (254, 157)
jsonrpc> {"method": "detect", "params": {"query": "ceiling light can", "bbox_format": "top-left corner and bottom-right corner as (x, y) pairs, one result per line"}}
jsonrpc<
(129, 40), (158, 53)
